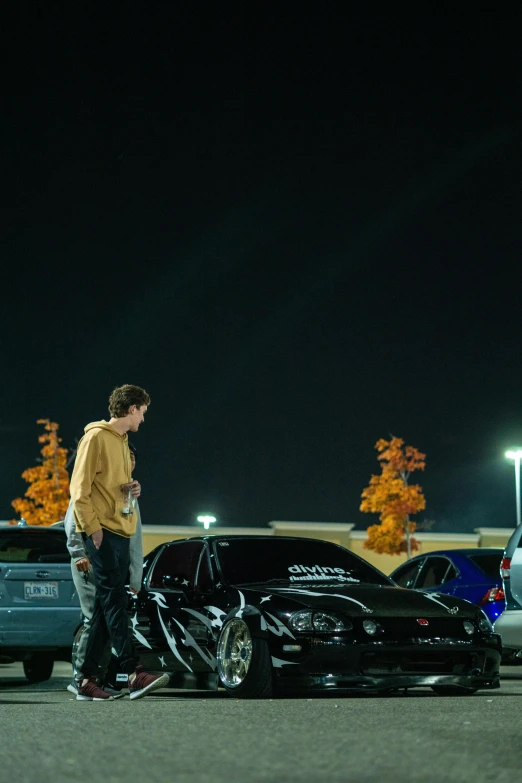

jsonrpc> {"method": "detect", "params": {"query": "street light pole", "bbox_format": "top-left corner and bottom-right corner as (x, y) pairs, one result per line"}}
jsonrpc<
(505, 450), (522, 527)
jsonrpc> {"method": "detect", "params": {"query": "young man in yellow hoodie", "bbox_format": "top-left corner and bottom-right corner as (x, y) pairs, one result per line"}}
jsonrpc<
(70, 384), (169, 701)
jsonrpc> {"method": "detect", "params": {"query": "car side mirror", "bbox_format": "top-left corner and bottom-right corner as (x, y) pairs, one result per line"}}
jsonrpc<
(162, 575), (195, 593)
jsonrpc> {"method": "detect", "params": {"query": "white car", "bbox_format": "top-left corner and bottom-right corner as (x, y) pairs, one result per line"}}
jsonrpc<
(493, 526), (522, 657)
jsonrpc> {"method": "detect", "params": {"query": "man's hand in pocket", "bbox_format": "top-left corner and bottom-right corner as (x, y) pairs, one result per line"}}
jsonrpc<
(91, 529), (103, 550)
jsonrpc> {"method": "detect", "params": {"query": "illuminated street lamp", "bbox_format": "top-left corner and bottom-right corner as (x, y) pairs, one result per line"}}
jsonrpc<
(505, 449), (522, 527)
(197, 514), (217, 530)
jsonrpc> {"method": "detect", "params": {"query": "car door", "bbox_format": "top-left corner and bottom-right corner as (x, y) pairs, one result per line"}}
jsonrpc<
(509, 533), (522, 608)
(133, 540), (215, 674)
(413, 556), (458, 594)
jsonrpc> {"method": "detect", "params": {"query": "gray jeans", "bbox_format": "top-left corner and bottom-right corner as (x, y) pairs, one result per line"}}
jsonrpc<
(71, 562), (111, 681)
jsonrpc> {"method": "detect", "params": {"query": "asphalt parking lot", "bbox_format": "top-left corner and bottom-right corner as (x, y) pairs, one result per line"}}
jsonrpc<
(1, 662), (521, 783)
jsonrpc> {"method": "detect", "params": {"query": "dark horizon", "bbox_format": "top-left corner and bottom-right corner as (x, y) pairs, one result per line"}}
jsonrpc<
(2, 6), (522, 533)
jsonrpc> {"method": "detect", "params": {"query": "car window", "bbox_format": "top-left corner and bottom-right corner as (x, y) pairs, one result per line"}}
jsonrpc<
(213, 538), (393, 586)
(0, 531), (69, 563)
(392, 560), (423, 588)
(467, 552), (502, 577)
(416, 557), (456, 589)
(148, 541), (205, 589)
(195, 548), (214, 591)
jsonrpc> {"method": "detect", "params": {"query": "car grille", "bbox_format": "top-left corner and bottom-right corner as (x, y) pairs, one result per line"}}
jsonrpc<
(380, 617), (469, 639)
(361, 650), (477, 675)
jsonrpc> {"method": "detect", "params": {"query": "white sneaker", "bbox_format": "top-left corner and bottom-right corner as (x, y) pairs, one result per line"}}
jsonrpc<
(67, 680), (79, 696)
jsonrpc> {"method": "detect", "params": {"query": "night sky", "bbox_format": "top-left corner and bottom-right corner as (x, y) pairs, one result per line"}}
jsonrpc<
(2, 5), (522, 533)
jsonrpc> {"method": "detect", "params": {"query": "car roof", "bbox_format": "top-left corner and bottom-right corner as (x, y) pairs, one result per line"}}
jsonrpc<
(169, 534), (347, 545)
(407, 548), (502, 558)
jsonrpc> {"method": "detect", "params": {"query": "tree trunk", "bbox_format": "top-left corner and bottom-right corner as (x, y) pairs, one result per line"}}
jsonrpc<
(405, 515), (411, 559)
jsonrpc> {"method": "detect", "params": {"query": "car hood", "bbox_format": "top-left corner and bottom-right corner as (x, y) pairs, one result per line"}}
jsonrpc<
(239, 583), (476, 618)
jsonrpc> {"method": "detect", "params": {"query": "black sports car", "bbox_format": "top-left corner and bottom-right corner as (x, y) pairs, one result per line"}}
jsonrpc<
(130, 535), (501, 697)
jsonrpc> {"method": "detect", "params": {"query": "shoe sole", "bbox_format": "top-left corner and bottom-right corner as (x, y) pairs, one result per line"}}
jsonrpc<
(76, 694), (115, 701)
(129, 673), (169, 700)
(105, 690), (126, 699)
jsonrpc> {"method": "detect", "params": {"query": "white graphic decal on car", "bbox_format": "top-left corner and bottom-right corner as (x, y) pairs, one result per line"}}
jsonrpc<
(171, 617), (217, 671)
(156, 608), (193, 672)
(260, 595), (271, 604)
(235, 590), (246, 619)
(261, 612), (295, 639)
(182, 607), (226, 631)
(288, 564), (359, 583)
(203, 606), (227, 628)
(277, 587), (374, 613)
(130, 613), (153, 650)
(424, 593), (459, 614)
(271, 656), (299, 668)
(149, 591), (169, 609)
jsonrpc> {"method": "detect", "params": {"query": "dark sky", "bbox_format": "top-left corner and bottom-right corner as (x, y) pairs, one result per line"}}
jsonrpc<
(2, 5), (522, 532)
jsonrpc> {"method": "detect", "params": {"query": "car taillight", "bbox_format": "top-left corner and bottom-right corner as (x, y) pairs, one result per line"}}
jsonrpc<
(500, 557), (511, 579)
(478, 586), (505, 605)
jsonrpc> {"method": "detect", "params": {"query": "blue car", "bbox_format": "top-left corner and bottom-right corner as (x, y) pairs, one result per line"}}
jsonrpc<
(389, 549), (505, 624)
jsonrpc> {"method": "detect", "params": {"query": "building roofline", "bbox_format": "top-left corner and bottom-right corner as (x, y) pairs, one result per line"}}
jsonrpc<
(350, 530), (480, 543)
(269, 521), (354, 532)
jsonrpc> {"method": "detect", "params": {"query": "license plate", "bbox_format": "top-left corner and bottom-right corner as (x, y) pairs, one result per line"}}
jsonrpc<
(24, 582), (59, 599)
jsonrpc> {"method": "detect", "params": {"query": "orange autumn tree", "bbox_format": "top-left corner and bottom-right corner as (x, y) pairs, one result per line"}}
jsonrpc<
(11, 419), (70, 526)
(360, 437), (426, 558)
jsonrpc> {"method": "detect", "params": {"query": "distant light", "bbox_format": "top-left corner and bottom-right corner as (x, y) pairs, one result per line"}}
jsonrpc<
(505, 450), (522, 527)
(197, 514), (217, 530)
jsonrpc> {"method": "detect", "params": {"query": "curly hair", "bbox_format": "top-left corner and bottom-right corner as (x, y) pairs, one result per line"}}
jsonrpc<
(108, 385), (151, 418)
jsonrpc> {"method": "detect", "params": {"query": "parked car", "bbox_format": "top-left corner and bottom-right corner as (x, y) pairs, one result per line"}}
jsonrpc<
(130, 535), (501, 697)
(0, 525), (80, 682)
(493, 526), (522, 658)
(389, 549), (505, 624)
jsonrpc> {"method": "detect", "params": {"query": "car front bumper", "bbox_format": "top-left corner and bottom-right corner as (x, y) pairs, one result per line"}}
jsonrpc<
(272, 633), (502, 693)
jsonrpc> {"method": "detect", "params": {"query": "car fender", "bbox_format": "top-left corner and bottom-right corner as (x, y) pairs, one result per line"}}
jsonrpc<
(222, 605), (269, 640)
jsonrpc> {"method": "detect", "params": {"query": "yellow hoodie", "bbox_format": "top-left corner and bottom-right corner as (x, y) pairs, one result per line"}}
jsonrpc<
(70, 420), (136, 538)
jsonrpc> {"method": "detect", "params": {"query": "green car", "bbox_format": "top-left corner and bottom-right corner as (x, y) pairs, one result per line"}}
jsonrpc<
(0, 525), (80, 682)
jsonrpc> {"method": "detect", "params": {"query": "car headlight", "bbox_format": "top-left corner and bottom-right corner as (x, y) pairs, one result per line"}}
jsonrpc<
(289, 610), (351, 633)
(477, 612), (493, 633)
(463, 621), (475, 635)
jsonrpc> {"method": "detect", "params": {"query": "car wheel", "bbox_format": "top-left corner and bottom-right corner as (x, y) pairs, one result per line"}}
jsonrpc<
(431, 686), (478, 696)
(217, 618), (273, 699)
(23, 653), (54, 683)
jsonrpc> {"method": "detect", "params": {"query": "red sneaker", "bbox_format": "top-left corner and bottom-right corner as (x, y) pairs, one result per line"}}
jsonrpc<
(77, 677), (115, 701)
(128, 666), (169, 700)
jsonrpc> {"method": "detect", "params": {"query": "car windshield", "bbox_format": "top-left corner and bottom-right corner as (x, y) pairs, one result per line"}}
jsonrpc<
(214, 538), (393, 587)
(0, 531), (69, 563)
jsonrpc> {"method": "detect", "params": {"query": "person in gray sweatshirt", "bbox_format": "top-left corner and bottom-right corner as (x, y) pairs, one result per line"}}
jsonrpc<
(64, 442), (143, 696)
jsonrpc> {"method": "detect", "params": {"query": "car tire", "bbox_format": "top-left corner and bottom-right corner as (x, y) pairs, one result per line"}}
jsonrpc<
(431, 685), (478, 696)
(217, 618), (273, 699)
(23, 653), (54, 683)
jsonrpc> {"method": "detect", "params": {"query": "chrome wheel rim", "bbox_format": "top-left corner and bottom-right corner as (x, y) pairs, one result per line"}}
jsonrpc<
(217, 619), (253, 688)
